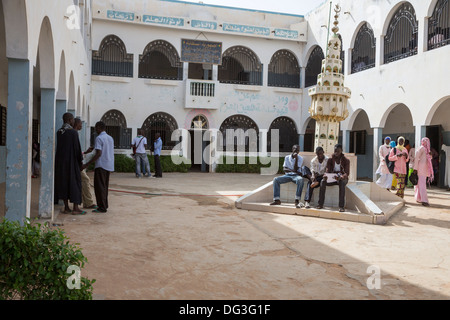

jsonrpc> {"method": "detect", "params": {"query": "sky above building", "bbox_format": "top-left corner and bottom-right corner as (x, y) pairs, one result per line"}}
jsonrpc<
(176, 0), (327, 16)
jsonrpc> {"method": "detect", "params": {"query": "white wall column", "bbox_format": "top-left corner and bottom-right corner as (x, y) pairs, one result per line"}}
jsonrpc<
(373, 127), (383, 181)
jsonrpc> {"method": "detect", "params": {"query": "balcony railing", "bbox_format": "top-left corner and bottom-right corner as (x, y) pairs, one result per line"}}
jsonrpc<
(185, 80), (218, 109)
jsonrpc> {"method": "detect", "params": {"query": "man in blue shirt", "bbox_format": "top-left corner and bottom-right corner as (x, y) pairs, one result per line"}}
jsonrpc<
(270, 145), (305, 208)
(82, 121), (114, 213)
(153, 132), (163, 178)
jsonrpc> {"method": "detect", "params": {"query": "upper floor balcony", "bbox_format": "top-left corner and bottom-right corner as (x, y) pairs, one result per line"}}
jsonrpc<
(185, 79), (219, 109)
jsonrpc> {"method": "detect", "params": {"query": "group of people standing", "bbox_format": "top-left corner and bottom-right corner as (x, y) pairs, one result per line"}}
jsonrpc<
(270, 144), (350, 213)
(131, 130), (163, 178)
(54, 113), (114, 215)
(376, 136), (434, 206)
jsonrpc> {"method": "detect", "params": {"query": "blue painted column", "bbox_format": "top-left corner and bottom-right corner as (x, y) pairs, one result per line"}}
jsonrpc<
(38, 89), (56, 219)
(415, 125), (426, 153)
(373, 128), (383, 181)
(55, 100), (67, 132)
(80, 121), (87, 151)
(299, 134), (305, 152)
(5, 59), (32, 224)
(343, 130), (351, 153)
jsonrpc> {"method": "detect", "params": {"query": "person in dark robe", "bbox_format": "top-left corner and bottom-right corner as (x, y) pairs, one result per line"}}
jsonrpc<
(54, 112), (85, 215)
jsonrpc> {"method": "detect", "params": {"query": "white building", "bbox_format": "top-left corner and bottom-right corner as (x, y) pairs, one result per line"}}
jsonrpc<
(0, 0), (93, 221)
(1, 0), (449, 222)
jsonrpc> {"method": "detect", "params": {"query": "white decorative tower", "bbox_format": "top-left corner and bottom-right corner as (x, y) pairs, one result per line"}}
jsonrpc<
(308, 4), (351, 154)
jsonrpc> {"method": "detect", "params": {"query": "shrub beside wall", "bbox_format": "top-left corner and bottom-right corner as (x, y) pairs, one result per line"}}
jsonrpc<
(0, 219), (95, 300)
(89, 154), (191, 173)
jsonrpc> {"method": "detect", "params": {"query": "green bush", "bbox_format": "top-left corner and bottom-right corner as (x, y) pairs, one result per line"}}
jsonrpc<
(0, 219), (95, 300)
(88, 154), (191, 173)
(215, 157), (284, 174)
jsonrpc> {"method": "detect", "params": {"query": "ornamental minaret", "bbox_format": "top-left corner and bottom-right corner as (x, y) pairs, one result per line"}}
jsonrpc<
(308, 4), (351, 155)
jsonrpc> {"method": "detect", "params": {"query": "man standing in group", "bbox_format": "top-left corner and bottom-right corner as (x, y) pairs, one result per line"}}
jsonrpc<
(153, 132), (163, 178)
(82, 121), (114, 213)
(55, 112), (85, 215)
(270, 145), (305, 209)
(73, 118), (97, 209)
(316, 144), (350, 213)
(132, 129), (152, 178)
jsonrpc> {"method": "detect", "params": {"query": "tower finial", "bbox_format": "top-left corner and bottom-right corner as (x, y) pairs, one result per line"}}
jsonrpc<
(332, 4), (341, 34)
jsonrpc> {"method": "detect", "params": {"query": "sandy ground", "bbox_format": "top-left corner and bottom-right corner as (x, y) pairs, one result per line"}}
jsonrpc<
(2, 172), (450, 300)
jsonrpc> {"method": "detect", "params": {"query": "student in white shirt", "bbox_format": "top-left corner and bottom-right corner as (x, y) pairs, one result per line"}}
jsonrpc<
(270, 145), (305, 209)
(132, 129), (152, 178)
(82, 121), (114, 213)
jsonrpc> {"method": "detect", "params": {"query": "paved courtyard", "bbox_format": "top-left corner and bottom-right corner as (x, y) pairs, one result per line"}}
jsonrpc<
(32, 172), (450, 299)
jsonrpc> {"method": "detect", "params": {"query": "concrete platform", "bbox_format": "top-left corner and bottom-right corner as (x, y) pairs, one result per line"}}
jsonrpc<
(235, 180), (405, 225)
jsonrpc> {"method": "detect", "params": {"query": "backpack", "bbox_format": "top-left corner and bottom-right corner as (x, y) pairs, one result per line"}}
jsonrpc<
(385, 148), (397, 174)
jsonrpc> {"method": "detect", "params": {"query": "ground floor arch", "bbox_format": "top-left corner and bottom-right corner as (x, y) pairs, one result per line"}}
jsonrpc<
(302, 117), (316, 152)
(141, 112), (179, 151)
(268, 116), (299, 152)
(219, 114), (259, 152)
(347, 109), (373, 180)
(425, 96), (450, 187)
(94, 109), (131, 149)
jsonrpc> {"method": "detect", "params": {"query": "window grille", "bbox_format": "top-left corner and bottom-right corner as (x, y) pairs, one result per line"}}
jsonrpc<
(92, 35), (133, 77)
(140, 112), (178, 150)
(98, 109), (131, 149)
(139, 40), (183, 80)
(338, 34), (345, 74)
(219, 115), (259, 152)
(218, 46), (263, 86)
(305, 46), (324, 88)
(428, 0), (450, 50)
(268, 117), (299, 152)
(384, 3), (418, 64)
(268, 50), (300, 88)
(351, 23), (376, 73)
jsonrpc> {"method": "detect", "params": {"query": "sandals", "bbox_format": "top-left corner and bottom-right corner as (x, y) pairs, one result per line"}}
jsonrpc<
(84, 205), (98, 209)
(92, 209), (107, 213)
(71, 210), (87, 215)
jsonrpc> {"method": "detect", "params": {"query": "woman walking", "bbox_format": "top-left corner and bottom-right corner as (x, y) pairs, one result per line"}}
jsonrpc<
(390, 140), (398, 190)
(414, 137), (434, 206)
(388, 137), (409, 198)
(376, 136), (393, 190)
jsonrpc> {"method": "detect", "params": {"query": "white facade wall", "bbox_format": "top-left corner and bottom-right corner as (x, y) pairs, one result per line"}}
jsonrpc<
(306, 0), (450, 134)
(90, 0), (309, 149)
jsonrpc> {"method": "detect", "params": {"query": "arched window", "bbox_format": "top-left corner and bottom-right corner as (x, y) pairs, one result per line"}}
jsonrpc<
(95, 109), (131, 149)
(305, 46), (324, 88)
(219, 115), (259, 152)
(428, 0), (450, 50)
(351, 23), (376, 73)
(268, 117), (298, 153)
(141, 112), (178, 150)
(218, 46), (262, 85)
(384, 2), (418, 64)
(92, 35), (133, 77)
(268, 50), (300, 88)
(139, 40), (183, 80)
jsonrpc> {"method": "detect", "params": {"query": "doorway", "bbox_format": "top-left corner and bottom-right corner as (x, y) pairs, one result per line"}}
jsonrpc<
(189, 115), (209, 172)
(426, 125), (444, 187)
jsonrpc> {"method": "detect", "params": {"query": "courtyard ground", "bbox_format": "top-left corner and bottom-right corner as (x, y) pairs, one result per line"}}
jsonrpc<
(4, 172), (450, 300)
